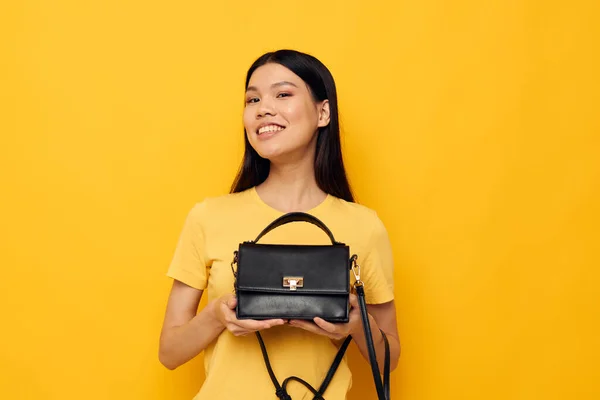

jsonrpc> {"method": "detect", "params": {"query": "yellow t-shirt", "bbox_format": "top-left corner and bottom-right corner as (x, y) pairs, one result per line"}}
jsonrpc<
(166, 187), (395, 400)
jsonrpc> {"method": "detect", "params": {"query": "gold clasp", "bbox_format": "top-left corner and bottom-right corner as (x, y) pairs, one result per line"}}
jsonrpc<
(283, 276), (304, 291)
(350, 255), (363, 287)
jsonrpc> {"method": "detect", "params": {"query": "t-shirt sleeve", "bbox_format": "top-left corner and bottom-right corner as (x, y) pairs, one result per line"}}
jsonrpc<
(166, 202), (209, 290)
(360, 213), (395, 304)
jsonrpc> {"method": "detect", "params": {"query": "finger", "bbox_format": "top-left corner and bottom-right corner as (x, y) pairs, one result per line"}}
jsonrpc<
(227, 320), (268, 334)
(289, 319), (323, 334)
(227, 323), (245, 336)
(349, 294), (359, 309)
(221, 300), (284, 329)
(313, 317), (339, 334)
(259, 318), (286, 328)
(226, 295), (237, 309)
(233, 318), (284, 331)
(290, 319), (338, 339)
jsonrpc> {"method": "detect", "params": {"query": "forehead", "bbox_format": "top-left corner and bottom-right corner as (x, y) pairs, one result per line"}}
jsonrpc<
(246, 63), (305, 90)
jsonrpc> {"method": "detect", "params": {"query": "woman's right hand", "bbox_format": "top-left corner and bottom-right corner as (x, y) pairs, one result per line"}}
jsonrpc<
(212, 294), (285, 336)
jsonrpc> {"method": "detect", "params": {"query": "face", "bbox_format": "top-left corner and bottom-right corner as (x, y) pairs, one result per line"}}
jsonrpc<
(243, 63), (330, 163)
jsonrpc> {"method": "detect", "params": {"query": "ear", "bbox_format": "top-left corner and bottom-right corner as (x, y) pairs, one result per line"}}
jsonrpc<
(317, 100), (331, 128)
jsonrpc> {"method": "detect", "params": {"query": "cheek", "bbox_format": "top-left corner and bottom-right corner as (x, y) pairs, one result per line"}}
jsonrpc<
(242, 108), (254, 131)
(281, 103), (299, 120)
(283, 101), (315, 128)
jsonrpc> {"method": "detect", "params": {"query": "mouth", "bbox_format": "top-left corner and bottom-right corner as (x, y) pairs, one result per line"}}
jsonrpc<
(257, 124), (285, 136)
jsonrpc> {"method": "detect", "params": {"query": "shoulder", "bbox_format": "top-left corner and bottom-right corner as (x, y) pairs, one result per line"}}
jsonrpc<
(192, 189), (254, 212)
(328, 197), (389, 241)
(184, 189), (254, 222)
(331, 197), (378, 218)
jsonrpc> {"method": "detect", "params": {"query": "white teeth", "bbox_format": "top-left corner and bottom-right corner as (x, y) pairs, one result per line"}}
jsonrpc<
(258, 125), (284, 135)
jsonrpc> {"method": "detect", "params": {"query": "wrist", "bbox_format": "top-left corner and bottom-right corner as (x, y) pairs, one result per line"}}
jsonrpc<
(352, 313), (376, 337)
(204, 299), (225, 330)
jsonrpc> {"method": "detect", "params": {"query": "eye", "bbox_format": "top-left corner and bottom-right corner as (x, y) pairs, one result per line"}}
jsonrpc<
(277, 92), (292, 98)
(245, 97), (259, 104)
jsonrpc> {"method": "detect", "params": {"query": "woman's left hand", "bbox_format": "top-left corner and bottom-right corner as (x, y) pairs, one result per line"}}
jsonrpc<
(288, 293), (362, 340)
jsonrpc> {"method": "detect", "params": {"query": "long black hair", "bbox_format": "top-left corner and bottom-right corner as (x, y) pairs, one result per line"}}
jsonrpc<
(229, 49), (355, 203)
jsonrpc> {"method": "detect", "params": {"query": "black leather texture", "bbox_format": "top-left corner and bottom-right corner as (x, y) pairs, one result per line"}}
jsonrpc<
(236, 243), (350, 322)
(234, 213), (351, 322)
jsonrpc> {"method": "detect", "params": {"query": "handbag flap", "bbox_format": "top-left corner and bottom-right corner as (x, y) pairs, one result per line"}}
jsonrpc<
(236, 243), (350, 294)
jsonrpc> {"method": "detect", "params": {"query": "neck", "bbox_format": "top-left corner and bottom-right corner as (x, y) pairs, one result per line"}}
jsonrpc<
(257, 153), (327, 213)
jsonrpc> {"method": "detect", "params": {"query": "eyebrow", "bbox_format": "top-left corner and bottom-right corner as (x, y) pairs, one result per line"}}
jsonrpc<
(246, 81), (298, 92)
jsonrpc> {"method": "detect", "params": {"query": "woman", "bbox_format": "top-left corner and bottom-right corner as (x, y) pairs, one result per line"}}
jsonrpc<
(159, 49), (400, 399)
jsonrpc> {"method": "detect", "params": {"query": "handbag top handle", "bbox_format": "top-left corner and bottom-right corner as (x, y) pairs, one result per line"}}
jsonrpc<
(251, 212), (342, 246)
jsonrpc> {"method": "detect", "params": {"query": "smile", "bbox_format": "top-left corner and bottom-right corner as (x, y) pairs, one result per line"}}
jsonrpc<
(257, 124), (285, 135)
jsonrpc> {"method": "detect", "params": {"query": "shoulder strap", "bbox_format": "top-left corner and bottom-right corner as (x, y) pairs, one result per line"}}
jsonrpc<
(256, 332), (352, 400)
(256, 255), (391, 400)
(355, 284), (391, 400)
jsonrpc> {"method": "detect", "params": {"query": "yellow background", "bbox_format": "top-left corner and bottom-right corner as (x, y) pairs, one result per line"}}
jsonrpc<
(1, 0), (599, 399)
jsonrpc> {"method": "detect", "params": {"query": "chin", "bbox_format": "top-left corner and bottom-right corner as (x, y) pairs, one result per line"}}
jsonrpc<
(253, 143), (288, 161)
(256, 149), (286, 162)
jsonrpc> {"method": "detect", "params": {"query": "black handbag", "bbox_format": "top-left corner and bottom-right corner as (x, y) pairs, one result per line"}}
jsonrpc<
(230, 212), (391, 400)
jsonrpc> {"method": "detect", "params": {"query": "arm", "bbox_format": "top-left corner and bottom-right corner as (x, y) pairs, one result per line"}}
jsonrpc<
(289, 295), (401, 372)
(351, 300), (401, 372)
(158, 280), (220, 370)
(159, 280), (285, 370)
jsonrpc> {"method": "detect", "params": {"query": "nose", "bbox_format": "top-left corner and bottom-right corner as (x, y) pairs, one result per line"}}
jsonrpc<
(256, 96), (276, 118)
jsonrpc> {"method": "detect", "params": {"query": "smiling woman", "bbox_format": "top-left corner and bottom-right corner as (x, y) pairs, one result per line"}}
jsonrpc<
(158, 49), (400, 400)
(232, 50), (354, 202)
(243, 64), (330, 176)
